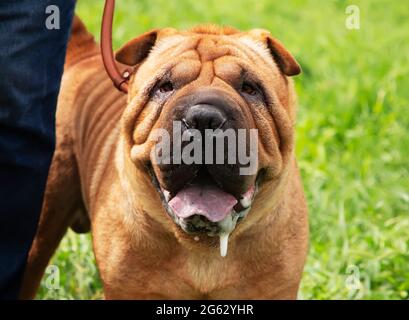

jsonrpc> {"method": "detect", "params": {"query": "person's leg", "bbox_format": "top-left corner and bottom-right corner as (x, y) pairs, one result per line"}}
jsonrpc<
(0, 0), (75, 299)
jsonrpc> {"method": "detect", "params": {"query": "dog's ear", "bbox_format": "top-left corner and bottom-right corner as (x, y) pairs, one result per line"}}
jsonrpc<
(247, 29), (301, 76)
(115, 29), (159, 66)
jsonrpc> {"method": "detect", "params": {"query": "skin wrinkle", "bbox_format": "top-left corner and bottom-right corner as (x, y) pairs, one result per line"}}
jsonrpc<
(84, 89), (122, 146)
(212, 54), (283, 113)
(229, 53), (289, 114)
(128, 35), (281, 146)
(134, 54), (281, 170)
(228, 38), (292, 116)
(82, 96), (122, 169)
(212, 58), (283, 159)
(133, 58), (202, 144)
(85, 123), (119, 205)
(130, 39), (262, 118)
(83, 114), (119, 183)
(90, 128), (119, 212)
(125, 31), (295, 187)
(77, 76), (112, 162)
(84, 106), (121, 184)
(129, 59), (192, 143)
(69, 62), (127, 205)
(122, 31), (287, 171)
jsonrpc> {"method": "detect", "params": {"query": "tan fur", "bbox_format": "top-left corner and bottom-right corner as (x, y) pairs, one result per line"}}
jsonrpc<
(20, 17), (308, 300)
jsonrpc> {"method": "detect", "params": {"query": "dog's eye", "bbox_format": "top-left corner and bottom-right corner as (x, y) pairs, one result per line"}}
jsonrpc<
(158, 81), (174, 93)
(241, 82), (258, 96)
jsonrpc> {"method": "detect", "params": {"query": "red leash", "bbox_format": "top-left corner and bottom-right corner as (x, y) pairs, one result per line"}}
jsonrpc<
(101, 0), (130, 93)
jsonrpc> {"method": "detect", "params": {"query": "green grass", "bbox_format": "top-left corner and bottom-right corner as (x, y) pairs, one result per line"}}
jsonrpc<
(36, 0), (409, 299)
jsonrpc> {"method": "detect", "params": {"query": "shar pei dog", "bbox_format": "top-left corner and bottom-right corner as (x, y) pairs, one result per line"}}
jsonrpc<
(20, 16), (308, 299)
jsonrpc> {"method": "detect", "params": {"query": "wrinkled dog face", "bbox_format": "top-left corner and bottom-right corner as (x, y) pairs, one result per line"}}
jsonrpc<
(116, 26), (300, 255)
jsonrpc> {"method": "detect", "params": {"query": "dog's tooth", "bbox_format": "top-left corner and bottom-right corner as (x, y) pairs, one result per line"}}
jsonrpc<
(239, 197), (251, 209)
(163, 190), (170, 202)
(239, 185), (256, 209)
(219, 233), (229, 257)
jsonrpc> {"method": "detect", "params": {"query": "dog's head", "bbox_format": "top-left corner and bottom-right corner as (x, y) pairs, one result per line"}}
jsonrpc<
(115, 26), (300, 255)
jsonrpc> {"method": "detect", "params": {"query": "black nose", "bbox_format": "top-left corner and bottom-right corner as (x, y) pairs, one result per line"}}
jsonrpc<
(184, 104), (226, 131)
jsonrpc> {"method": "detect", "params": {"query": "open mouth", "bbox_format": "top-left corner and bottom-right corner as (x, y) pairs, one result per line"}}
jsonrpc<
(147, 166), (258, 257)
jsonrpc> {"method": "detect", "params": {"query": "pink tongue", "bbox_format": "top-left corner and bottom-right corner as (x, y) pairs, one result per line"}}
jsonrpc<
(168, 184), (238, 222)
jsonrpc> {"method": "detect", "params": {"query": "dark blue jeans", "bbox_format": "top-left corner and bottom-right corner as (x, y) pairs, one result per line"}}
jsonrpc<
(0, 0), (75, 299)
